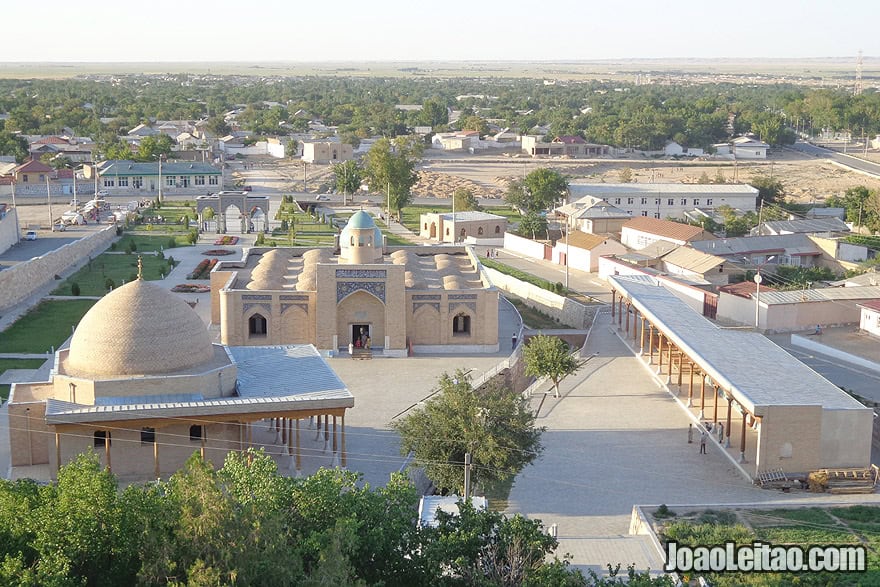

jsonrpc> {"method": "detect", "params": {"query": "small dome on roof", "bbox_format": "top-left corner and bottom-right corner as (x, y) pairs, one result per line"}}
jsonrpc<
(347, 210), (376, 229)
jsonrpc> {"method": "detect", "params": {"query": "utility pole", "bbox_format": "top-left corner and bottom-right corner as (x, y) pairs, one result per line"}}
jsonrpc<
(46, 176), (54, 230)
(564, 219), (569, 289)
(463, 452), (472, 498)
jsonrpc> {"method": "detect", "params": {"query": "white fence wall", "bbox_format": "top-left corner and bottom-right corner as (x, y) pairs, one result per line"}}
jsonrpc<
(503, 232), (548, 260)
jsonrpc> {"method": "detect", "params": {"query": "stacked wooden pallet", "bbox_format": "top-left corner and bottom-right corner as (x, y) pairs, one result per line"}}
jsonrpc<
(820, 467), (878, 494)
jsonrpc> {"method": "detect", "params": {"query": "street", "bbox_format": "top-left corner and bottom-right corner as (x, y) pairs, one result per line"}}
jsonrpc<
(789, 140), (880, 178)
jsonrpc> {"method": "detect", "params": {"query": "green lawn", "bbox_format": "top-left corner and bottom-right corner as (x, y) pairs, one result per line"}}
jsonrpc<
(0, 300), (97, 354)
(114, 233), (192, 252)
(139, 204), (197, 222)
(0, 359), (47, 401)
(504, 297), (567, 330)
(53, 253), (176, 296)
(399, 204), (523, 233)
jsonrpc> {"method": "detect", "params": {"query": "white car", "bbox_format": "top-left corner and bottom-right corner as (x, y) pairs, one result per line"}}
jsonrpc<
(315, 195), (330, 201)
(95, 190), (109, 197)
(24, 231), (37, 241)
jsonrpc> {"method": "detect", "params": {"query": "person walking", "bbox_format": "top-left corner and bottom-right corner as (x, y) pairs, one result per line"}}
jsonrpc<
(512, 332), (518, 350)
(699, 431), (708, 454)
(688, 423), (693, 444)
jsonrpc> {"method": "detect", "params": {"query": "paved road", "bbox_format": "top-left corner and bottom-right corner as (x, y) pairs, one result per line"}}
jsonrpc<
(789, 141), (880, 177)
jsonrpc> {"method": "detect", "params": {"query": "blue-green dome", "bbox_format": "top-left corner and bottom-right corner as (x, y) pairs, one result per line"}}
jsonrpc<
(347, 210), (376, 229)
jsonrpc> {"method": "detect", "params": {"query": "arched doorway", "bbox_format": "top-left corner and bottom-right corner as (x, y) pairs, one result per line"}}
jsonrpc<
(430, 222), (437, 239)
(200, 206), (217, 232)
(250, 207), (267, 233)
(222, 204), (245, 233)
(336, 290), (385, 349)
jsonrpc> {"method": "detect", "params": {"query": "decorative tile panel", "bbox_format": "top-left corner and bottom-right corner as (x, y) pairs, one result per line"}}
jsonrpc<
(448, 294), (478, 300)
(413, 302), (440, 312)
(281, 303), (309, 314)
(280, 294), (310, 301)
(242, 294), (272, 301)
(449, 302), (477, 313)
(412, 294), (441, 301)
(336, 269), (386, 278)
(243, 303), (272, 314)
(337, 281), (386, 303)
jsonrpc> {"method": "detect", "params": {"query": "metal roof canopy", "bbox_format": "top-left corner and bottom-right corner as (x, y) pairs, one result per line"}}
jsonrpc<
(609, 275), (868, 415)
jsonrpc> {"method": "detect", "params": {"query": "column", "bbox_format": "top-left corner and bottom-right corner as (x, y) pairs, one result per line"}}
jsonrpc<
(665, 340), (673, 383)
(725, 396), (733, 448)
(341, 413), (347, 468)
(105, 430), (112, 473)
(295, 418), (302, 471)
(676, 354), (683, 387)
(624, 303), (630, 334)
(324, 414), (329, 450)
(55, 432), (61, 475)
(699, 373), (706, 419)
(648, 325), (655, 363)
(154, 435), (160, 479)
(200, 427), (206, 460)
(633, 310), (639, 342)
(639, 317), (646, 354)
(282, 417), (288, 446)
(713, 385), (719, 424)
(740, 406), (748, 463)
(611, 290), (616, 318)
(332, 416), (338, 455)
(687, 361), (695, 407)
(657, 334), (664, 374)
(287, 418), (293, 456)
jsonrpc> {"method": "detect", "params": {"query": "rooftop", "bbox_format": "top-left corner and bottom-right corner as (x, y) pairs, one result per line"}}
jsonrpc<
(757, 285), (880, 305)
(569, 183), (759, 195)
(660, 246), (726, 273)
(556, 195), (631, 220)
(757, 217), (849, 235)
(99, 160), (221, 177)
(622, 216), (713, 242)
(691, 233), (821, 257)
(609, 274), (868, 413)
(563, 231), (612, 251)
(438, 211), (505, 222)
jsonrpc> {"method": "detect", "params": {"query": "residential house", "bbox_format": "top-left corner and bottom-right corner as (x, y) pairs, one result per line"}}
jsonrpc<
(691, 234), (822, 268)
(567, 183), (758, 220)
(521, 135), (609, 157)
(658, 246), (739, 286)
(432, 131), (480, 151)
(301, 141), (353, 164)
(555, 195), (631, 235)
(751, 217), (850, 236)
(551, 231), (626, 272)
(713, 136), (769, 159)
(859, 300), (880, 338)
(419, 211), (507, 243)
(620, 216), (716, 250)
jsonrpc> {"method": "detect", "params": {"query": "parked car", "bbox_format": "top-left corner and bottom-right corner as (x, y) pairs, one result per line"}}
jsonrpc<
(315, 195), (330, 201)
(242, 185), (253, 192)
(24, 231), (37, 241)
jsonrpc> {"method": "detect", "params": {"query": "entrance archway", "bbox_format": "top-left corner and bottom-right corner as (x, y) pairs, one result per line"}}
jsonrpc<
(430, 222), (437, 239)
(336, 290), (385, 348)
(222, 204), (245, 233)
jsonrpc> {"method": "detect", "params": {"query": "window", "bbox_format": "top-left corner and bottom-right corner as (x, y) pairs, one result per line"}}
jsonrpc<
(181, 176), (190, 188)
(93, 431), (110, 447)
(494, 225), (501, 234)
(693, 199), (700, 205)
(668, 198), (674, 206)
(706, 198), (713, 205)
(640, 198), (647, 205)
(248, 314), (267, 336)
(627, 197), (634, 204)
(141, 427), (156, 444)
(641, 211), (648, 217)
(165, 176), (175, 187)
(332, 150), (338, 160)
(209, 176), (218, 186)
(103, 178), (115, 187)
(478, 226), (484, 235)
(133, 176), (143, 189)
(189, 425), (203, 442)
(681, 198), (687, 205)
(195, 175), (205, 186)
(445, 227), (449, 236)
(424, 223), (428, 230)
(452, 313), (471, 335)
(615, 198), (621, 204)
(21, 174), (28, 183)
(459, 228), (466, 238)
(654, 212), (660, 218)
(39, 174), (45, 182)
(118, 177), (129, 187)
(655, 198), (660, 205)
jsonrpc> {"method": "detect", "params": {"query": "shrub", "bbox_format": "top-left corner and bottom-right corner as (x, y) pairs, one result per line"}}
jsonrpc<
(70, 282), (81, 296)
(115, 225), (122, 236)
(146, 224), (154, 231)
(187, 230), (198, 245)
(104, 278), (115, 291)
(110, 243), (117, 251)
(654, 504), (675, 519)
(166, 237), (176, 249)
(554, 282), (564, 294)
(125, 241), (136, 254)
(255, 233), (266, 246)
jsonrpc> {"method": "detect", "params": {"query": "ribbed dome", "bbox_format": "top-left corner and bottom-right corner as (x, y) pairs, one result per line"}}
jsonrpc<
(67, 279), (214, 377)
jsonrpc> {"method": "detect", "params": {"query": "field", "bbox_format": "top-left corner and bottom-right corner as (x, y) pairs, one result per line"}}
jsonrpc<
(0, 300), (97, 354)
(52, 253), (176, 296)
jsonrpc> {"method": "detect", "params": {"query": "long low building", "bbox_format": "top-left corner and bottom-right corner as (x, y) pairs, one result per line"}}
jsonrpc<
(568, 183), (758, 220)
(608, 274), (872, 479)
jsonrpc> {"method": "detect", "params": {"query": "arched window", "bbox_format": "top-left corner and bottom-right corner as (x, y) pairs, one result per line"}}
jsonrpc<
(249, 314), (267, 336)
(478, 227), (484, 236)
(459, 228), (466, 238)
(350, 236), (355, 246)
(424, 223), (428, 230)
(445, 227), (450, 236)
(452, 313), (471, 336)
(495, 225), (501, 234)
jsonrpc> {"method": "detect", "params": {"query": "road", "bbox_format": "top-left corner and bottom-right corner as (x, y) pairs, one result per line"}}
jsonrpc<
(789, 140), (880, 178)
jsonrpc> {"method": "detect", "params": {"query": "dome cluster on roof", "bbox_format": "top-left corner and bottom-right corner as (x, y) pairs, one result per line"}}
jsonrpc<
(67, 279), (215, 377)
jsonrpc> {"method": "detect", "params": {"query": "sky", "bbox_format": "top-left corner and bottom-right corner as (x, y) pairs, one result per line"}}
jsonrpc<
(2, 0), (878, 62)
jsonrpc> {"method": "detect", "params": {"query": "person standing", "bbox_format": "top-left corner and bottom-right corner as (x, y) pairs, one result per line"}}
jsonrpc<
(699, 431), (707, 454)
(512, 332), (518, 350)
(688, 423), (693, 444)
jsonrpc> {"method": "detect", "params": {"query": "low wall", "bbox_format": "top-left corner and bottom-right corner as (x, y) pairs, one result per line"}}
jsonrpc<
(0, 208), (19, 255)
(503, 232), (548, 260)
(791, 334), (880, 373)
(0, 225), (117, 314)
(485, 267), (598, 329)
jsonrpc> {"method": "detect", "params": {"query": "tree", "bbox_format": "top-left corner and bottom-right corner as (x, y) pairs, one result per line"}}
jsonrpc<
(136, 134), (174, 162)
(102, 139), (134, 161)
(518, 212), (549, 240)
(205, 115), (230, 137)
(333, 160), (363, 200)
(618, 167), (633, 183)
(392, 370), (543, 494)
(453, 187), (481, 212)
(458, 114), (489, 135)
(362, 137), (418, 215)
(419, 97), (449, 127)
(523, 334), (585, 397)
(827, 186), (880, 232)
(286, 139), (298, 158)
(506, 168), (568, 214)
(0, 130), (29, 163)
(749, 174), (784, 205)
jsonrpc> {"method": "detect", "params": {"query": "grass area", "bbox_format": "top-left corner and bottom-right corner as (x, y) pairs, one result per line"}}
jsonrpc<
(53, 253), (177, 296)
(114, 233), (193, 251)
(0, 300), (97, 354)
(658, 506), (880, 585)
(140, 204), (197, 222)
(399, 204), (523, 233)
(481, 257), (564, 294)
(0, 359), (47, 401)
(505, 297), (567, 330)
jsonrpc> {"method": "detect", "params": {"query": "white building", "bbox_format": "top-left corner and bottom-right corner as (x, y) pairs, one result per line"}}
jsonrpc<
(713, 136), (769, 159)
(552, 232), (627, 272)
(620, 216), (716, 250)
(568, 183), (758, 220)
(859, 300), (880, 338)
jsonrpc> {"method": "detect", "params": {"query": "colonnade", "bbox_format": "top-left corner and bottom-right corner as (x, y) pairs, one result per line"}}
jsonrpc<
(611, 290), (757, 464)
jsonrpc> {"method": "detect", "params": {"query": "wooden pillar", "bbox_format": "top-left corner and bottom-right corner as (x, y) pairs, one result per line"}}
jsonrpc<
(676, 353), (683, 387)
(740, 406), (748, 463)
(624, 302), (630, 333)
(105, 430), (111, 473)
(341, 413), (347, 468)
(648, 325), (655, 363)
(282, 417), (288, 446)
(332, 416), (338, 454)
(287, 419), (293, 456)
(713, 385), (719, 424)
(611, 290), (616, 318)
(657, 334), (664, 372)
(725, 396), (733, 448)
(324, 414), (329, 442)
(154, 435), (160, 479)
(55, 432), (61, 474)
(295, 419), (302, 470)
(639, 317), (646, 353)
(247, 422), (253, 448)
(665, 340), (673, 376)
(633, 309), (639, 342)
(687, 361), (695, 407)
(200, 426), (206, 460)
(699, 373), (706, 419)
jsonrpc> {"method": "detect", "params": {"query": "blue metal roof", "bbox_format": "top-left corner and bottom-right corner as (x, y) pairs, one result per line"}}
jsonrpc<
(99, 160), (221, 177)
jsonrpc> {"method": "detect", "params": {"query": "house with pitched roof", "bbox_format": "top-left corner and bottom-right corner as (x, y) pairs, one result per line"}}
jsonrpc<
(87, 160), (223, 196)
(551, 231), (626, 272)
(713, 136), (769, 159)
(620, 216), (715, 250)
(555, 195), (631, 234)
(860, 300), (880, 338)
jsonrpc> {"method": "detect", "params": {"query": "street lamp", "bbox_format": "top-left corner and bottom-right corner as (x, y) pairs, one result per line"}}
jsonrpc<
(747, 255), (775, 329)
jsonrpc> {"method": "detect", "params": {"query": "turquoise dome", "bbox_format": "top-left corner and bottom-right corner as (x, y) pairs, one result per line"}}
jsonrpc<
(347, 210), (376, 229)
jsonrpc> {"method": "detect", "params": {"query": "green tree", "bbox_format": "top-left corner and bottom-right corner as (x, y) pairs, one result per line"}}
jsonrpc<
(523, 334), (585, 397)
(0, 129), (29, 163)
(827, 186), (880, 232)
(333, 160), (363, 201)
(392, 370), (543, 495)
(507, 168), (568, 213)
(458, 114), (489, 135)
(205, 115), (230, 137)
(102, 139), (134, 161)
(518, 212), (549, 240)
(362, 137), (418, 215)
(286, 139), (298, 158)
(136, 134), (174, 162)
(749, 174), (784, 205)
(453, 187), (481, 212)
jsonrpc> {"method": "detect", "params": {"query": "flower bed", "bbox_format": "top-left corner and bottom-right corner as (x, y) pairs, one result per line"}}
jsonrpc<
(201, 249), (236, 256)
(214, 236), (239, 245)
(187, 258), (218, 280)
(171, 283), (211, 293)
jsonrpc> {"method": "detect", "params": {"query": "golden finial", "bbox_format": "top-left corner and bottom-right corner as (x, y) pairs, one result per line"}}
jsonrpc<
(137, 255), (143, 280)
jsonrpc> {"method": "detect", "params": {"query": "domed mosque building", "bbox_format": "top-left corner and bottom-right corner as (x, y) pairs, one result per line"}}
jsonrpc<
(7, 260), (353, 481)
(212, 211), (500, 355)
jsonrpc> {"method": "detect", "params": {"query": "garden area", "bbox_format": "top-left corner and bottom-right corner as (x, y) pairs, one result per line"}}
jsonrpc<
(504, 297), (569, 330)
(652, 505), (880, 585)
(270, 205), (337, 247)
(52, 253), (178, 296)
(187, 258), (218, 279)
(113, 233), (192, 252)
(0, 300), (97, 354)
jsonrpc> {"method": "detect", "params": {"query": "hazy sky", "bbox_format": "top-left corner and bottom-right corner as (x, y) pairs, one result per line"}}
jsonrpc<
(3, 0), (878, 62)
